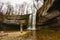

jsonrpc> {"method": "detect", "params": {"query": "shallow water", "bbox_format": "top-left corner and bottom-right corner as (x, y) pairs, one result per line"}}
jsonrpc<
(0, 28), (60, 40)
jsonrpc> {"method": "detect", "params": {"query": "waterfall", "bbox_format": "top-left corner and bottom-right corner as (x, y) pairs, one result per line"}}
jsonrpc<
(0, 0), (44, 30)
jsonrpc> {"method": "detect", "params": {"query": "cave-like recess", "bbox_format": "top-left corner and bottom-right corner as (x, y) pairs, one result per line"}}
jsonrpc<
(36, 0), (60, 26)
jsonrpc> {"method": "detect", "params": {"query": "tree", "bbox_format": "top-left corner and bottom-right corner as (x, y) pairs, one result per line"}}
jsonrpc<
(6, 2), (12, 15)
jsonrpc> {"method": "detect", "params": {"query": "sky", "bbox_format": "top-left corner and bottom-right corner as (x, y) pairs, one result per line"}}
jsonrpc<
(0, 0), (32, 4)
(0, 0), (44, 15)
(0, 0), (33, 15)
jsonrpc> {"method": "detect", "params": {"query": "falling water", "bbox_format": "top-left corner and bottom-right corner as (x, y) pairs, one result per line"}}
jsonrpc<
(0, 0), (44, 30)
